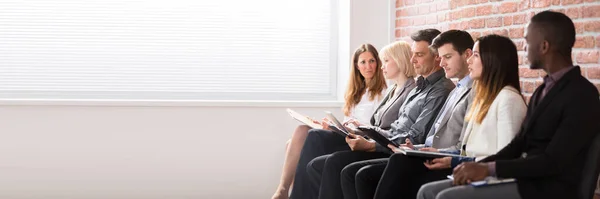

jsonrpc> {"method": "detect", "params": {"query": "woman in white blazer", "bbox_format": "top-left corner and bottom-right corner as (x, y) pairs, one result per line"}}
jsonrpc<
(418, 34), (527, 199)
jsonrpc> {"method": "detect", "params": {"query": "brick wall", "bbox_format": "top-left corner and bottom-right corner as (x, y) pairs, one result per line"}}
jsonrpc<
(395, 0), (600, 102)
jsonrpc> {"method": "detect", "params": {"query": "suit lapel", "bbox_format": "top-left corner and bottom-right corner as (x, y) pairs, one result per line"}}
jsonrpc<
(438, 87), (471, 128)
(523, 68), (579, 133)
(371, 84), (396, 125)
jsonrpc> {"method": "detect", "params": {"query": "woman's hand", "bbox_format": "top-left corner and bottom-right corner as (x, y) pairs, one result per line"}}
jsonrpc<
(346, 135), (376, 152)
(400, 138), (414, 149)
(320, 117), (331, 130)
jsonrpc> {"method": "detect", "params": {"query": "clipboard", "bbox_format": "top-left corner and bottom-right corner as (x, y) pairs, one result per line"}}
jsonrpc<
(325, 111), (350, 135)
(397, 149), (465, 158)
(447, 175), (516, 187)
(286, 108), (322, 129)
(356, 126), (399, 149)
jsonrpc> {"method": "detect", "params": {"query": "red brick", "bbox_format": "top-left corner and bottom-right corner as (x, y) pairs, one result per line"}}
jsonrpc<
(449, 22), (460, 30)
(519, 55), (524, 65)
(485, 17), (503, 28)
(395, 29), (402, 38)
(476, 5), (493, 16)
(406, 0), (416, 6)
(552, 0), (561, 5)
(586, 67), (600, 79)
(532, 0), (552, 8)
(469, 18), (485, 29)
(437, 1), (450, 11)
(450, 10), (462, 20)
(414, 17), (426, 25)
(585, 21), (600, 32)
(418, 5), (431, 15)
(563, 0), (583, 5)
(519, 0), (530, 11)
(477, 0), (488, 3)
(450, 0), (462, 9)
(460, 21), (470, 30)
(462, 7), (476, 18)
(493, 29), (509, 37)
(514, 40), (525, 51)
(564, 7), (581, 19)
(470, 31), (481, 40)
(396, 0), (401, 7)
(575, 22), (585, 34)
(576, 51), (600, 64)
(499, 2), (518, 13)
(399, 18), (411, 26)
(574, 36), (596, 48)
(426, 14), (437, 25)
(482, 30), (493, 36)
(597, 36), (600, 48)
(520, 68), (540, 78)
(437, 13), (448, 23)
(396, 10), (402, 18)
(503, 16), (513, 26)
(522, 81), (536, 93)
(513, 14), (527, 25)
(509, 27), (524, 39)
(583, 6), (600, 18)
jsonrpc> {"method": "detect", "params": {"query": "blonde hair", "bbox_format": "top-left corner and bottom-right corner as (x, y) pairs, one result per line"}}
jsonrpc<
(343, 44), (387, 116)
(379, 41), (416, 79)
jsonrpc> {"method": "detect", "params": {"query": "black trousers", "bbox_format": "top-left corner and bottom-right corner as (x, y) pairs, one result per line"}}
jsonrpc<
(372, 153), (452, 199)
(289, 129), (349, 199)
(341, 158), (389, 199)
(307, 150), (391, 199)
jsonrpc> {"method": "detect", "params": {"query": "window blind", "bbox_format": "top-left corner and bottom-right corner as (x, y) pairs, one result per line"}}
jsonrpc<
(0, 0), (337, 101)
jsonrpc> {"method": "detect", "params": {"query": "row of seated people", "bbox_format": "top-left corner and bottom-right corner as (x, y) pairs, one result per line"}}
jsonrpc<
(272, 10), (600, 199)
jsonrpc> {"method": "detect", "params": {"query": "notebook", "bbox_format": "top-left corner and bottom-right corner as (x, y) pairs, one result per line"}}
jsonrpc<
(286, 108), (322, 129)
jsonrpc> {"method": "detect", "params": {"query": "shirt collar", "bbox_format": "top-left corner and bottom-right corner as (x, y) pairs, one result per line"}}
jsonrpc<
(544, 65), (575, 85)
(456, 75), (472, 88)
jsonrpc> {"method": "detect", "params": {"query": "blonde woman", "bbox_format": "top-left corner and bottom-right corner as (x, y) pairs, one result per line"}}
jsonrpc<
(273, 44), (389, 199)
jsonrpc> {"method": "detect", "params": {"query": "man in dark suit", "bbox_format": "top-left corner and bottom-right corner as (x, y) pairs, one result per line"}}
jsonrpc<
(418, 10), (600, 199)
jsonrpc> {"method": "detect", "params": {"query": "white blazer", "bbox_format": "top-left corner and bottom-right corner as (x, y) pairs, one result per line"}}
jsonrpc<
(461, 86), (527, 161)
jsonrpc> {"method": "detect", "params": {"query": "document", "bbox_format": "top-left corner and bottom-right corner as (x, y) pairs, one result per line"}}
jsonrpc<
(286, 108), (322, 129)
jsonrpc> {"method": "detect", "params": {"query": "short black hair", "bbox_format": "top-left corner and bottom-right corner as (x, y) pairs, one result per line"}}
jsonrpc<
(430, 30), (474, 55)
(410, 29), (441, 45)
(530, 10), (575, 59)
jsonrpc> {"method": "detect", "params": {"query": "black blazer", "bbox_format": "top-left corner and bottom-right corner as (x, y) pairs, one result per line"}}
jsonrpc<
(481, 67), (600, 199)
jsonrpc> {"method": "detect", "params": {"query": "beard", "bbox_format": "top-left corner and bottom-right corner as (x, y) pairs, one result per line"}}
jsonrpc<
(529, 59), (543, 70)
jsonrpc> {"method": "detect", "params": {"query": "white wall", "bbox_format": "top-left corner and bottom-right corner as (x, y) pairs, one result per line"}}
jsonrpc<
(0, 0), (394, 198)
(0, 104), (342, 199)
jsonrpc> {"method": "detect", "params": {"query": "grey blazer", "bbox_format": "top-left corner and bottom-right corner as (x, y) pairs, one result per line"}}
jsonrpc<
(370, 78), (416, 130)
(425, 78), (474, 150)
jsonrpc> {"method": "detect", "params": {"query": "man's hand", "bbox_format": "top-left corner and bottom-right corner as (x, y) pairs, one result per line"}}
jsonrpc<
(388, 144), (405, 153)
(346, 135), (376, 152)
(452, 162), (489, 185)
(423, 157), (451, 170)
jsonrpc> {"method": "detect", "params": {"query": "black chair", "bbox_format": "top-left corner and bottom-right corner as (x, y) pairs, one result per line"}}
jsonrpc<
(580, 133), (600, 199)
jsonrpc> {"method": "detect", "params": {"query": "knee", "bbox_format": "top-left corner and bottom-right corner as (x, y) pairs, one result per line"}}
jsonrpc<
(416, 182), (438, 199)
(341, 164), (358, 182)
(389, 153), (408, 164)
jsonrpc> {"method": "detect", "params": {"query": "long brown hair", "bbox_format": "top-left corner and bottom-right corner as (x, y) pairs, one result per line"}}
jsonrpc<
(465, 35), (521, 123)
(343, 44), (387, 116)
